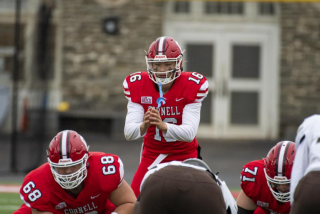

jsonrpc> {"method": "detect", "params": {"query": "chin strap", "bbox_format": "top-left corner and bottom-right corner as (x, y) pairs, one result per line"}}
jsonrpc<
(156, 82), (166, 108)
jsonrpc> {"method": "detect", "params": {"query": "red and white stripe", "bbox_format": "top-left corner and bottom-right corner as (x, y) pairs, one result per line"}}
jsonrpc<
(61, 130), (69, 159)
(123, 79), (131, 101)
(195, 80), (209, 102)
(157, 37), (166, 55)
(276, 141), (289, 176)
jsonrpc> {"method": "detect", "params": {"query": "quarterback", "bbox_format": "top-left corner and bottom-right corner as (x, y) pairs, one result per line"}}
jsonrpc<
(14, 130), (136, 214)
(237, 141), (295, 214)
(123, 36), (209, 196)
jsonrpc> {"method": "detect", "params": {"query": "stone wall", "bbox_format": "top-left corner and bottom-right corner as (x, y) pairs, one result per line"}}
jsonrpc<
(280, 3), (320, 139)
(61, 0), (163, 112)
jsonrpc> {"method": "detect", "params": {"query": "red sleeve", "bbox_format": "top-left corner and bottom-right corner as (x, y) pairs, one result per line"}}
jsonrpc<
(123, 71), (149, 103)
(13, 204), (31, 214)
(178, 72), (208, 105)
(240, 160), (265, 202)
(19, 164), (52, 212)
(90, 152), (124, 192)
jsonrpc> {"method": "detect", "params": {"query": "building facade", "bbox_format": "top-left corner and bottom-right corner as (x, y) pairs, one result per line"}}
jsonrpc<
(0, 0), (319, 140)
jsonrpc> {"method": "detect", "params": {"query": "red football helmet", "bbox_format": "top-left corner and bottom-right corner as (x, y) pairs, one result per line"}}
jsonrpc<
(264, 141), (295, 203)
(146, 36), (183, 85)
(47, 130), (89, 189)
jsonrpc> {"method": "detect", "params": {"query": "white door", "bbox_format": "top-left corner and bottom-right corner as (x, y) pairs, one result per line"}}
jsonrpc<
(167, 25), (279, 139)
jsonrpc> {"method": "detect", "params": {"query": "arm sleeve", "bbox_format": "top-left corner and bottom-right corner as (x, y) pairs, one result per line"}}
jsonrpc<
(290, 138), (308, 204)
(164, 102), (201, 142)
(124, 100), (146, 141)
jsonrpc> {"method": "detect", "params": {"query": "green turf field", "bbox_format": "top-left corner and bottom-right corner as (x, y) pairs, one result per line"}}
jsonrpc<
(0, 192), (22, 214)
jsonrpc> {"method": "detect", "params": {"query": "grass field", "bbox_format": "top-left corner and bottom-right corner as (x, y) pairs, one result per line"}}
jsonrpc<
(0, 192), (22, 214)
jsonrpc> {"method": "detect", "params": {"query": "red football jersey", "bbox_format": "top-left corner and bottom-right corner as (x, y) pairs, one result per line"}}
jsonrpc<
(240, 159), (291, 214)
(123, 71), (208, 154)
(13, 204), (31, 214)
(19, 152), (123, 214)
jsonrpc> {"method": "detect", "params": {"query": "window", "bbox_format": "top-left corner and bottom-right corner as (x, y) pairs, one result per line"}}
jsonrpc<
(0, 0), (28, 11)
(258, 2), (276, 15)
(231, 92), (258, 125)
(232, 45), (260, 79)
(0, 24), (25, 80)
(186, 44), (214, 78)
(174, 1), (190, 13)
(205, 2), (244, 15)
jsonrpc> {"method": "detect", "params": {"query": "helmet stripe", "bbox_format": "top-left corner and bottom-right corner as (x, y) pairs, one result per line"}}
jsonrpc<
(156, 38), (160, 54)
(61, 130), (68, 159)
(59, 132), (63, 159)
(277, 141), (288, 176)
(274, 142), (281, 175)
(282, 141), (292, 175)
(162, 37), (167, 53)
(157, 36), (166, 55)
(66, 131), (70, 158)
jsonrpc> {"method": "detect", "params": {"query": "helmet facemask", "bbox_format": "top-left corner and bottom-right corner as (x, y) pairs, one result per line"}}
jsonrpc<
(264, 168), (290, 203)
(48, 153), (88, 189)
(146, 54), (182, 85)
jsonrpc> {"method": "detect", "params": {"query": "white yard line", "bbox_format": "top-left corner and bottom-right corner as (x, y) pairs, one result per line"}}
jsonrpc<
(0, 205), (21, 210)
(0, 185), (20, 193)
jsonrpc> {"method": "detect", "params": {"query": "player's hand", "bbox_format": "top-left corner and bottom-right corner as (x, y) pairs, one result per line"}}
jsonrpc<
(149, 108), (167, 133)
(140, 108), (151, 135)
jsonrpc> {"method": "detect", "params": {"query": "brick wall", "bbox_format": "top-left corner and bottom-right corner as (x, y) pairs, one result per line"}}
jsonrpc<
(280, 3), (320, 139)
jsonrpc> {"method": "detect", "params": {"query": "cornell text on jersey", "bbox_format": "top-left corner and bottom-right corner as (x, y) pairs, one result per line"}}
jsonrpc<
(149, 106), (181, 116)
(63, 202), (98, 214)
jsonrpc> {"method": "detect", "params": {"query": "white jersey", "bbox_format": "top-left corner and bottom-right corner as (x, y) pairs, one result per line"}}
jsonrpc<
(290, 114), (320, 204)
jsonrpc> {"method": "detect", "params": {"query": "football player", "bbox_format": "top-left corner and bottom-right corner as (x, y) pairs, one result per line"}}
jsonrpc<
(123, 36), (209, 196)
(133, 159), (237, 214)
(237, 141), (295, 214)
(14, 130), (136, 214)
(290, 114), (320, 214)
